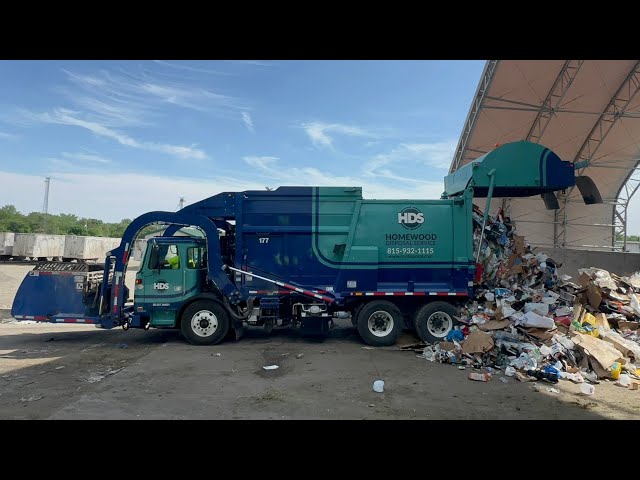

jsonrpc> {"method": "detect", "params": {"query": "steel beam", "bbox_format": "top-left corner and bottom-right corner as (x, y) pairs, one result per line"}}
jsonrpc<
(449, 60), (499, 173)
(526, 60), (584, 143)
(613, 160), (640, 251)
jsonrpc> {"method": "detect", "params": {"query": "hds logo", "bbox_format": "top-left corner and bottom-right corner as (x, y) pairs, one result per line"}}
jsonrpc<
(154, 282), (169, 291)
(398, 207), (424, 230)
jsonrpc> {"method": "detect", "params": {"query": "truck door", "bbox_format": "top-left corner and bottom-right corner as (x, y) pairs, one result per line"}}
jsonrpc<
(183, 245), (205, 302)
(135, 242), (186, 326)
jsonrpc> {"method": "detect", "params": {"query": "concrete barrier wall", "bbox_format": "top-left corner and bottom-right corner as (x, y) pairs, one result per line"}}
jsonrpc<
(13, 234), (66, 258)
(542, 248), (640, 280)
(64, 236), (121, 260)
(0, 232), (14, 255)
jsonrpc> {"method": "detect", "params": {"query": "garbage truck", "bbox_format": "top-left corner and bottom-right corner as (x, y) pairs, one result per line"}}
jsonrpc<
(11, 141), (601, 346)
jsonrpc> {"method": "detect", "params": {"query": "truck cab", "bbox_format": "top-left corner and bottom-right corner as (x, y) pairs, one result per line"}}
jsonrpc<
(134, 237), (207, 328)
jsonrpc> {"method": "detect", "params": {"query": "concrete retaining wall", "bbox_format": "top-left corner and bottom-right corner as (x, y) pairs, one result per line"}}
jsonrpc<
(542, 247), (640, 280)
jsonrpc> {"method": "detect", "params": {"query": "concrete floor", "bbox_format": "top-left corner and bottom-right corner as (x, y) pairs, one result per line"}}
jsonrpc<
(0, 319), (631, 420)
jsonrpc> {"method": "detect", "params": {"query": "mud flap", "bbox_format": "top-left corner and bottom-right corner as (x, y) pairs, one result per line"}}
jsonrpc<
(300, 316), (331, 336)
(576, 176), (603, 205)
(232, 323), (245, 341)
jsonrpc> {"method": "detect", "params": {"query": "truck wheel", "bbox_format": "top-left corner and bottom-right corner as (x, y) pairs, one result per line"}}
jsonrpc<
(356, 300), (402, 347)
(180, 300), (229, 346)
(414, 301), (459, 344)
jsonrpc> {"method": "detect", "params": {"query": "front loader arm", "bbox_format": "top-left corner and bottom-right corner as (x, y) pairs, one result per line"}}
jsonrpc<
(103, 211), (244, 322)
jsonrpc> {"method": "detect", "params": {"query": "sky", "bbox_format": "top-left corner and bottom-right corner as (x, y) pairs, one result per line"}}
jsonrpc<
(0, 60), (485, 222)
(4, 59), (640, 237)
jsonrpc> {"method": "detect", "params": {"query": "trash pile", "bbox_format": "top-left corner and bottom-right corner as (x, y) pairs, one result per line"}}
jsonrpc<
(404, 205), (640, 392)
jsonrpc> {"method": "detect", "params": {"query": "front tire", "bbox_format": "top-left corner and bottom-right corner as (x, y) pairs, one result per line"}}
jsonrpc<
(414, 301), (459, 343)
(356, 300), (402, 347)
(180, 300), (230, 346)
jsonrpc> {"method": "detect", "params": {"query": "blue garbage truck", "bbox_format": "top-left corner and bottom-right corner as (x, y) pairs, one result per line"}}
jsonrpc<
(11, 141), (600, 346)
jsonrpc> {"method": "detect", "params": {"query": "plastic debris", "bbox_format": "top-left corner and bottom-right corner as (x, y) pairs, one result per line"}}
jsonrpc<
(580, 384), (595, 395)
(373, 380), (384, 393)
(617, 374), (631, 388)
(468, 372), (492, 382)
(416, 346), (436, 361)
(20, 395), (43, 402)
(296, 353), (304, 359)
(263, 365), (279, 370)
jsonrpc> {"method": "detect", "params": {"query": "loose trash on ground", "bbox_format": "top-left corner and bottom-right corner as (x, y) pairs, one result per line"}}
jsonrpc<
(20, 395), (43, 402)
(580, 384), (596, 395)
(405, 203), (640, 400)
(468, 372), (492, 382)
(263, 365), (279, 370)
(617, 374), (631, 388)
(373, 380), (385, 392)
(296, 353), (304, 359)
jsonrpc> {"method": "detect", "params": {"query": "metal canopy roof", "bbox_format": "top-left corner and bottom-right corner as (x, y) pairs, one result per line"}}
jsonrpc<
(450, 60), (640, 251)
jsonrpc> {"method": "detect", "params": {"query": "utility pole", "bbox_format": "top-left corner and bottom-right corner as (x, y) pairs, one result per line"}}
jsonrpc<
(42, 177), (50, 233)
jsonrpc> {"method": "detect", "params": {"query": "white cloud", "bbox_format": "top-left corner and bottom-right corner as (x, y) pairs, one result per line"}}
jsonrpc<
(0, 146), (451, 224)
(226, 60), (274, 67)
(243, 156), (278, 169)
(240, 156), (444, 200)
(403, 142), (457, 169)
(0, 170), (265, 222)
(58, 67), (248, 128)
(21, 108), (208, 161)
(62, 152), (111, 164)
(153, 60), (233, 76)
(242, 112), (254, 133)
(0, 131), (19, 141)
(365, 141), (457, 178)
(302, 121), (373, 149)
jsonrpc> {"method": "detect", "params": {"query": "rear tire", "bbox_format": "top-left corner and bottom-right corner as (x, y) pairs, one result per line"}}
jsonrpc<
(180, 300), (230, 346)
(414, 301), (459, 344)
(356, 300), (402, 347)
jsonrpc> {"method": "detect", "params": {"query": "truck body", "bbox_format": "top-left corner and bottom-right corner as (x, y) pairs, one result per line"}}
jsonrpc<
(11, 141), (600, 346)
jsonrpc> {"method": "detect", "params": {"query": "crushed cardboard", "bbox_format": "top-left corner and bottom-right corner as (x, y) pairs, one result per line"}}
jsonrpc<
(571, 333), (624, 370)
(478, 319), (511, 331)
(462, 330), (494, 354)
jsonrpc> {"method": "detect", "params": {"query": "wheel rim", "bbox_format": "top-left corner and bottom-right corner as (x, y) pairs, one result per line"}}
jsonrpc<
(367, 311), (394, 337)
(426, 311), (453, 338)
(191, 310), (218, 337)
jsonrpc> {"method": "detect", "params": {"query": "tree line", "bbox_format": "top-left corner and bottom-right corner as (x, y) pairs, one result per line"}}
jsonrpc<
(0, 204), (146, 238)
